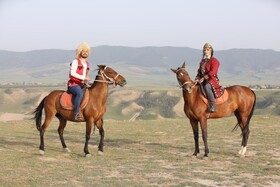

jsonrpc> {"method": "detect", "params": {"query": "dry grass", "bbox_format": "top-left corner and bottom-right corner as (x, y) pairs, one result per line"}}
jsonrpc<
(0, 116), (279, 186)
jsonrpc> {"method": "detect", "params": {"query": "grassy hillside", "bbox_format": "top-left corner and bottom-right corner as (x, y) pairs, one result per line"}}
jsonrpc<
(254, 90), (280, 115)
(0, 86), (279, 121)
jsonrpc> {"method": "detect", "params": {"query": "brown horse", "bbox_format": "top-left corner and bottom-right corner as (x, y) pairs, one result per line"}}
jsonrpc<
(32, 65), (126, 156)
(171, 62), (256, 158)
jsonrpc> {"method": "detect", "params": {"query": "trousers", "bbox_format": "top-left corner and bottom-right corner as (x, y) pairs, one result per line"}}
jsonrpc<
(67, 85), (84, 114)
(203, 83), (215, 107)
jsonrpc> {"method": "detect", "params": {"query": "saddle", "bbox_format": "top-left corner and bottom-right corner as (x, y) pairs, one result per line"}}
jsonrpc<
(199, 85), (229, 105)
(59, 89), (89, 110)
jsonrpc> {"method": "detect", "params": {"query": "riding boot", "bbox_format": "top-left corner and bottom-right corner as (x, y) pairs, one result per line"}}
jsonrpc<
(208, 102), (217, 113)
(73, 113), (83, 122)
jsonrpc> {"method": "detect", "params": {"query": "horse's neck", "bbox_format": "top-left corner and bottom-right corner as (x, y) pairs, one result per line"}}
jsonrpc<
(183, 86), (199, 106)
(89, 75), (109, 100)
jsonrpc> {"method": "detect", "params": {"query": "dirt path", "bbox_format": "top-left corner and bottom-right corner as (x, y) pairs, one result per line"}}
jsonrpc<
(0, 113), (31, 122)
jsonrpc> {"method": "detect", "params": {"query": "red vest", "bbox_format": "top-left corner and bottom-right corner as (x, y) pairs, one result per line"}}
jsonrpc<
(67, 58), (89, 87)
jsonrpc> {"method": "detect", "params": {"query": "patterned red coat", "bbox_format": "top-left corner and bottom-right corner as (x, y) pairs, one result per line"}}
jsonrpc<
(196, 57), (224, 98)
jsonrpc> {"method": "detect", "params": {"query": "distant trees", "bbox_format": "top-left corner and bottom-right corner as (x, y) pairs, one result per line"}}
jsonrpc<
(248, 84), (280, 89)
(137, 91), (180, 119)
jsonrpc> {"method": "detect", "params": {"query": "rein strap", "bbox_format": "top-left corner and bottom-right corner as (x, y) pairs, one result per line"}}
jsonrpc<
(94, 69), (117, 86)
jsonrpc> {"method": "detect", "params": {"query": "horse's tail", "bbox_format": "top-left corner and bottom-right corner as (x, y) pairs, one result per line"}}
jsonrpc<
(242, 90), (256, 135)
(31, 97), (46, 131)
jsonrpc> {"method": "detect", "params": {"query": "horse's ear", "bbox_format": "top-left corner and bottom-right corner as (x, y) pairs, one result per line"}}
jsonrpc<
(97, 65), (106, 70)
(182, 61), (186, 68)
(170, 68), (177, 73)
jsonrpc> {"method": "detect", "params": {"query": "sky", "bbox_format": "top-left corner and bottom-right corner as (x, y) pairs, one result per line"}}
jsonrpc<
(0, 0), (279, 52)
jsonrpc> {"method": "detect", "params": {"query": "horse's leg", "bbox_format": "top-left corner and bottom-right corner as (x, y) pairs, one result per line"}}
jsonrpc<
(200, 118), (209, 158)
(239, 115), (250, 156)
(238, 90), (255, 157)
(96, 119), (104, 154)
(234, 108), (251, 156)
(234, 110), (246, 155)
(234, 110), (242, 128)
(39, 113), (55, 155)
(190, 119), (200, 156)
(56, 114), (71, 153)
(84, 119), (94, 157)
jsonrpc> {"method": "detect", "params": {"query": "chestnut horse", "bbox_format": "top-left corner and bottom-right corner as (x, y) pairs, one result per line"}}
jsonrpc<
(32, 65), (126, 156)
(171, 62), (256, 158)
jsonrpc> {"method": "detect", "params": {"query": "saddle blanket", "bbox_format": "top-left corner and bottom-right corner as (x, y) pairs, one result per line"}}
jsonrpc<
(199, 89), (229, 105)
(59, 90), (89, 110)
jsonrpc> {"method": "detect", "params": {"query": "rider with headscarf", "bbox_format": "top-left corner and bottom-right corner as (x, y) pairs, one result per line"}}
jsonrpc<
(195, 43), (224, 113)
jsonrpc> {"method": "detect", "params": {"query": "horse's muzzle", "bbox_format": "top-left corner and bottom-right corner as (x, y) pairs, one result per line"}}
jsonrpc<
(119, 79), (127, 87)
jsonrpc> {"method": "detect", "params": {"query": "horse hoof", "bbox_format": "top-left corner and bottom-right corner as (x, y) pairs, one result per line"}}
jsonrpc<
(241, 147), (247, 155)
(39, 150), (45, 155)
(85, 153), (92, 157)
(202, 156), (208, 160)
(238, 147), (243, 155)
(98, 151), (104, 155)
(191, 155), (197, 158)
(64, 148), (71, 153)
(240, 154), (246, 158)
(238, 146), (247, 156)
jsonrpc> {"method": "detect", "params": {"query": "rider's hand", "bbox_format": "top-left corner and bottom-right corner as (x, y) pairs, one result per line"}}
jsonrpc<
(84, 80), (91, 88)
(198, 78), (204, 84)
(203, 74), (209, 80)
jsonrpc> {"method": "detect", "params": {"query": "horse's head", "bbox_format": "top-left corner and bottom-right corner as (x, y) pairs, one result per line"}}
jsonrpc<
(171, 62), (195, 93)
(97, 65), (127, 87)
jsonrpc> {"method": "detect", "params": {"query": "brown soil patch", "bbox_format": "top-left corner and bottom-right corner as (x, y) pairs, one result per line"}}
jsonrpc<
(172, 98), (185, 117)
(122, 102), (144, 115)
(110, 90), (143, 106)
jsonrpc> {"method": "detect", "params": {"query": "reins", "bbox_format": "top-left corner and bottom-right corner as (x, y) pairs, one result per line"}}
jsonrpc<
(179, 81), (197, 89)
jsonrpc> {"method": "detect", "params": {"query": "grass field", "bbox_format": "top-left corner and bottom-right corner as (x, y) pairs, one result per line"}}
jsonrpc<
(0, 115), (279, 186)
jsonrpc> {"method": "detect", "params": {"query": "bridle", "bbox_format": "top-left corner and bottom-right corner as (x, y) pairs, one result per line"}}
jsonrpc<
(94, 66), (120, 87)
(176, 68), (197, 93)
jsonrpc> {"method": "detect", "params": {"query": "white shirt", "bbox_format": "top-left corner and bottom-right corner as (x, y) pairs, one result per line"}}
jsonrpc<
(70, 59), (88, 80)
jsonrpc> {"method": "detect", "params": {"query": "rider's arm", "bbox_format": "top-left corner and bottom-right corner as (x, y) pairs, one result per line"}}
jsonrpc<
(207, 58), (220, 78)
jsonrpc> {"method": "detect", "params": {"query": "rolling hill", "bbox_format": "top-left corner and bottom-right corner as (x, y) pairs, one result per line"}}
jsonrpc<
(0, 46), (279, 86)
(0, 87), (279, 121)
